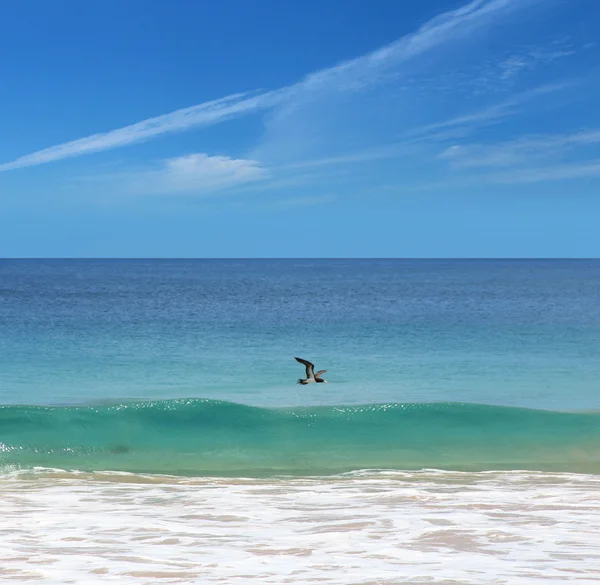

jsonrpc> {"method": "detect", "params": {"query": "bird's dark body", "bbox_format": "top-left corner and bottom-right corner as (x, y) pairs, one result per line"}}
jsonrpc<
(297, 377), (327, 385)
(295, 356), (328, 384)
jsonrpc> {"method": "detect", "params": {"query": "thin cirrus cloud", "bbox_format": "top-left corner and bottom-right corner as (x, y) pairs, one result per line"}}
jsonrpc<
(489, 159), (600, 184)
(439, 129), (600, 168)
(251, 0), (544, 164)
(3, 0), (596, 194)
(0, 0), (540, 177)
(0, 91), (284, 172)
(444, 158), (600, 187)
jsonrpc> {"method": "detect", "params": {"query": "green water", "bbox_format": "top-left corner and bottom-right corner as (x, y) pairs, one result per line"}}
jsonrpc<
(2, 399), (599, 476)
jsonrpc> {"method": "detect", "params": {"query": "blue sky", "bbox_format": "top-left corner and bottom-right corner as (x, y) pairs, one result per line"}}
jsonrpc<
(1, 0), (600, 257)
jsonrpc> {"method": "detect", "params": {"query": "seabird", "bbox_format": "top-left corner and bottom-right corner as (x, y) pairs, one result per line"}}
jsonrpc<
(295, 357), (328, 385)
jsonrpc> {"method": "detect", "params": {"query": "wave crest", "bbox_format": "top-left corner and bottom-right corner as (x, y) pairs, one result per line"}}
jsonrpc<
(1, 399), (599, 476)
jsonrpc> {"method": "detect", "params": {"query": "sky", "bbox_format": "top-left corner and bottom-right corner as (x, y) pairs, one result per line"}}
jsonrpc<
(1, 0), (600, 257)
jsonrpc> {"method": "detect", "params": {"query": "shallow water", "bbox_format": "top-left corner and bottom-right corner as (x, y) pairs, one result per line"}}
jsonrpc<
(2, 469), (600, 584)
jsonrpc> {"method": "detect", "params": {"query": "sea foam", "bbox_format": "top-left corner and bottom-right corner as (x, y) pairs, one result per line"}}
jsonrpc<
(1, 469), (600, 584)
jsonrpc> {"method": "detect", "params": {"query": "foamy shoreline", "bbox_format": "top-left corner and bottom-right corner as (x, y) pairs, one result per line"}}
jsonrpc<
(2, 469), (600, 584)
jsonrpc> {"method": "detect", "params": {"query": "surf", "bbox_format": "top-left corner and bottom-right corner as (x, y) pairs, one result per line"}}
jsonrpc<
(1, 399), (599, 476)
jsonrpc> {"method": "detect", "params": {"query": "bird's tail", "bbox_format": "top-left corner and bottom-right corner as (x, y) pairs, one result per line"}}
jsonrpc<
(297, 379), (304, 385)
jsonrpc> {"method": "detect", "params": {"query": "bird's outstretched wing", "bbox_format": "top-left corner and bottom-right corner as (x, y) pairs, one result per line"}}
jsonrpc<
(315, 370), (327, 378)
(295, 357), (315, 380)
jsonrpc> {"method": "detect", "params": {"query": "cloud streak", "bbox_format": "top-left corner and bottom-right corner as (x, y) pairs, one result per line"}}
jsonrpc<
(440, 128), (600, 169)
(295, 0), (529, 93)
(489, 160), (600, 183)
(449, 158), (600, 186)
(0, 0), (534, 174)
(251, 0), (554, 166)
(0, 91), (283, 172)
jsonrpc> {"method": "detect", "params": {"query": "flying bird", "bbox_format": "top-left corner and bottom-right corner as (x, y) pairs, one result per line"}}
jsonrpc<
(295, 357), (328, 385)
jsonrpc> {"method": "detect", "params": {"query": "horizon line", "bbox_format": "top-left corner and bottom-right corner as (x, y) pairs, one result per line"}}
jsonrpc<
(0, 257), (596, 261)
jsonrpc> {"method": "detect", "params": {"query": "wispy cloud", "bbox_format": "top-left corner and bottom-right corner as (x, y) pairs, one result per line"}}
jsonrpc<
(3, 0), (595, 202)
(439, 128), (600, 168)
(0, 91), (283, 172)
(289, 0), (535, 96)
(0, 0), (537, 175)
(497, 46), (575, 81)
(466, 39), (579, 95)
(256, 81), (571, 181)
(490, 160), (600, 183)
(402, 82), (573, 141)
(251, 0), (566, 166)
(453, 159), (600, 186)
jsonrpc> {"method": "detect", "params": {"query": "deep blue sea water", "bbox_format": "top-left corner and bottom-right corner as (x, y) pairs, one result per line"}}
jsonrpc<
(1, 259), (599, 475)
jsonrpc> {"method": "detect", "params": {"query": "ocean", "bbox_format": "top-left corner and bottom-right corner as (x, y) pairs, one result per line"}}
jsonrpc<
(1, 259), (600, 583)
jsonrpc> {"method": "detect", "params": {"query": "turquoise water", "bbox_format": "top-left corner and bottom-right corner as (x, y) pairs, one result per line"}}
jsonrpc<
(1, 259), (599, 475)
(1, 399), (600, 475)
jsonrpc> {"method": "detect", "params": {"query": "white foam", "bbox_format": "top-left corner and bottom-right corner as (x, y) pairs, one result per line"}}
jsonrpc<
(2, 469), (600, 584)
